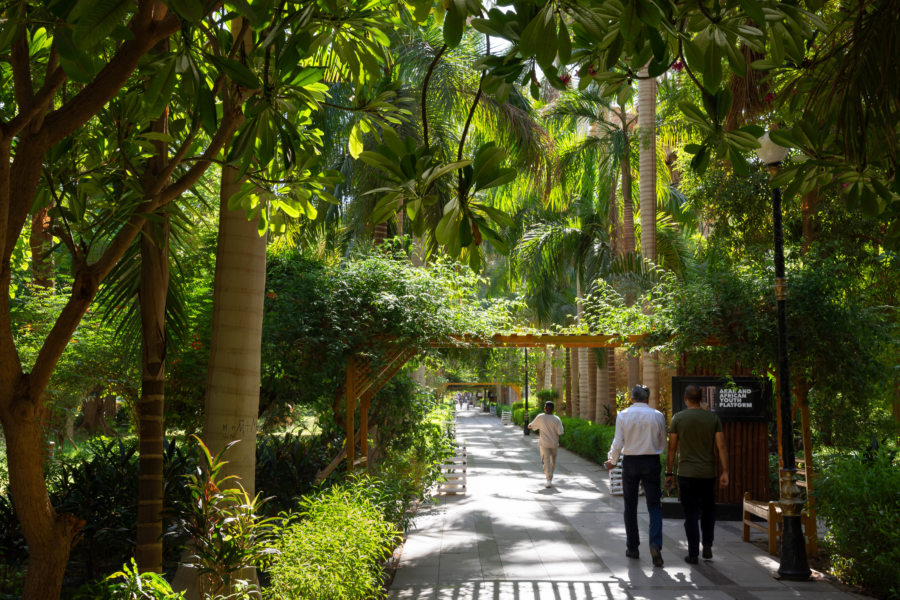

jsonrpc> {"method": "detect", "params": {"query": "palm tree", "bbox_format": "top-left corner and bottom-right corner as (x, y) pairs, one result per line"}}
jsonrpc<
(638, 68), (659, 407)
(542, 89), (636, 419)
(514, 193), (613, 419)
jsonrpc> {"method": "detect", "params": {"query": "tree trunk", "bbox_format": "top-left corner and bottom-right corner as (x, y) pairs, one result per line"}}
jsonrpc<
(564, 349), (572, 417)
(175, 166), (266, 598)
(544, 350), (553, 392)
(638, 67), (657, 264)
(203, 166), (266, 494)
(1, 396), (84, 599)
(136, 205), (169, 573)
(639, 68), (658, 407)
(570, 345), (580, 418)
(135, 39), (172, 572)
(588, 355), (597, 422)
(576, 279), (589, 418)
(621, 125), (635, 255)
(606, 349), (618, 422)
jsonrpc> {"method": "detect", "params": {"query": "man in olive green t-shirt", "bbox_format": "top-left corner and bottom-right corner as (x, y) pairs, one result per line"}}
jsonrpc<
(666, 385), (729, 565)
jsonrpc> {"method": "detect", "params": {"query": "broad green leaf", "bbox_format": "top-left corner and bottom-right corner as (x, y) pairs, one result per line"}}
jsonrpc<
(443, 6), (464, 48)
(198, 85), (218, 136)
(165, 0), (206, 22)
(0, 3), (24, 52)
(291, 67), (325, 88)
(349, 122), (364, 159)
(472, 144), (505, 184)
(436, 204), (461, 245)
(257, 115), (275, 165)
(371, 192), (403, 224)
(472, 202), (514, 227)
(423, 160), (471, 187)
(768, 129), (796, 149)
(458, 216), (473, 247)
(54, 27), (96, 83)
(557, 20), (572, 64)
(143, 57), (177, 118)
(678, 101), (708, 125)
(73, 0), (132, 49)
(474, 168), (516, 192)
(619, 0), (641, 41)
(207, 55), (262, 89)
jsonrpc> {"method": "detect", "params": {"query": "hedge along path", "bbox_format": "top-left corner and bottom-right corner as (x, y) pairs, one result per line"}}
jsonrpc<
(333, 333), (648, 476)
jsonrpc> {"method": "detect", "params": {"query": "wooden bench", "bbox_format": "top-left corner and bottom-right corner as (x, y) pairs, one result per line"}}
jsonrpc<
(742, 492), (816, 556)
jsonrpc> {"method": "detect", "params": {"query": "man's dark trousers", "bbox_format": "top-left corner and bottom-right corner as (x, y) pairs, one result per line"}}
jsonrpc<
(622, 455), (663, 552)
(678, 476), (716, 557)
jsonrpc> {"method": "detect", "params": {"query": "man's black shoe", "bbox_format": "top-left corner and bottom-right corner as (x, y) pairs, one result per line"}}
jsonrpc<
(650, 545), (664, 567)
(684, 555), (699, 565)
(702, 546), (713, 560)
(625, 549), (640, 559)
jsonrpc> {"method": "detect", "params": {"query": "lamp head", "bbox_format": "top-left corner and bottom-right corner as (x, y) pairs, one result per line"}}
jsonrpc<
(756, 132), (789, 166)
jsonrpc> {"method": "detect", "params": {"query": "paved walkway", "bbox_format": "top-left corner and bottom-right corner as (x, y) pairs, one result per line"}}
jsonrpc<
(389, 408), (866, 600)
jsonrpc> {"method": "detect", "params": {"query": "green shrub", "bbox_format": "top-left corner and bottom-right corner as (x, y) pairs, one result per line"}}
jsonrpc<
(558, 417), (615, 464)
(535, 389), (559, 403)
(814, 448), (900, 599)
(72, 559), (183, 600)
(264, 481), (400, 600)
(511, 407), (541, 426)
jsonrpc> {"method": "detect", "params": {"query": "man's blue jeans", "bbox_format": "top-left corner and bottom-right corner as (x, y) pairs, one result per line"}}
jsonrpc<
(622, 455), (663, 551)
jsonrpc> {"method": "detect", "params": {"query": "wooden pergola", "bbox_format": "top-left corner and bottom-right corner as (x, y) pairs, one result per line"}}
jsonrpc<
(439, 381), (522, 402)
(343, 333), (647, 470)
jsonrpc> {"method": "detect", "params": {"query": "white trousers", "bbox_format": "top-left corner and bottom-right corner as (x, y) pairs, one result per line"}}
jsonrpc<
(539, 445), (558, 480)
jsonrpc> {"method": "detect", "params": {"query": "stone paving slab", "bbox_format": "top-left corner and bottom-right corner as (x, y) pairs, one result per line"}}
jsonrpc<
(388, 409), (868, 600)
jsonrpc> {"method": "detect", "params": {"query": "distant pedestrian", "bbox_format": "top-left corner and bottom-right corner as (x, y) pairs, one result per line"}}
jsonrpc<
(666, 384), (729, 565)
(605, 385), (667, 567)
(529, 401), (565, 487)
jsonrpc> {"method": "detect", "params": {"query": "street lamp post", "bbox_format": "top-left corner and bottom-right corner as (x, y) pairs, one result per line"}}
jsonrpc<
(756, 132), (811, 581)
(523, 348), (530, 435)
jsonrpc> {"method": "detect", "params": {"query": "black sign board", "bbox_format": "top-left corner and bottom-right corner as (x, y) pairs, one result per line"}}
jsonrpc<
(671, 376), (771, 422)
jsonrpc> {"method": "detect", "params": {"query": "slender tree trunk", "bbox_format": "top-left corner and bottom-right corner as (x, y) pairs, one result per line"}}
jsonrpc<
(203, 166), (266, 493)
(619, 112), (641, 389)
(598, 349), (616, 424)
(136, 215), (169, 572)
(564, 349), (572, 417)
(174, 166), (266, 598)
(576, 279), (589, 418)
(639, 68), (659, 407)
(588, 354), (597, 422)
(136, 89), (171, 572)
(621, 126), (635, 255)
(544, 350), (552, 392)
(570, 345), (580, 418)
(552, 348), (562, 399)
(638, 68), (657, 263)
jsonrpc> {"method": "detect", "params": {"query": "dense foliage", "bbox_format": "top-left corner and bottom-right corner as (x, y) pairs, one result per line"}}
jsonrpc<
(585, 257), (898, 448)
(261, 245), (516, 428)
(815, 448), (900, 599)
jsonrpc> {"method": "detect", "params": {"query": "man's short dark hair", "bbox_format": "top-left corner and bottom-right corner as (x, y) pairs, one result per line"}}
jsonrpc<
(685, 384), (702, 403)
(631, 385), (650, 402)
(544, 401), (555, 412)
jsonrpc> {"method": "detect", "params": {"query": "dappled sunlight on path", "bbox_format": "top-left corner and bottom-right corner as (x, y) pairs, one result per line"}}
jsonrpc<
(389, 409), (865, 600)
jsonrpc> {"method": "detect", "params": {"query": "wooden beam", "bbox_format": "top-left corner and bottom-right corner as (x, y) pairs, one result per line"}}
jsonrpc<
(345, 357), (357, 468)
(429, 333), (649, 348)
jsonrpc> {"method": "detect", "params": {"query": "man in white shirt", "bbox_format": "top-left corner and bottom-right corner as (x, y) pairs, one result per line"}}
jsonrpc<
(605, 385), (667, 567)
(529, 401), (565, 488)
